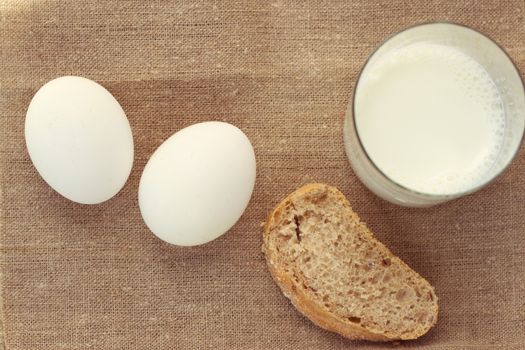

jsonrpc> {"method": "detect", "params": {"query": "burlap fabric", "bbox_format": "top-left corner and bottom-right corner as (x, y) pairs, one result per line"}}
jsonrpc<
(1, 1), (524, 349)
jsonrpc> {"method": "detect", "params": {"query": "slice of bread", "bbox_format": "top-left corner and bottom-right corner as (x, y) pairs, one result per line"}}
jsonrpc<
(262, 183), (438, 341)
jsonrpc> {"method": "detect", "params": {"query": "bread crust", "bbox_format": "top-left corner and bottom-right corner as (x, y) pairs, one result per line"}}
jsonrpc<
(262, 183), (438, 341)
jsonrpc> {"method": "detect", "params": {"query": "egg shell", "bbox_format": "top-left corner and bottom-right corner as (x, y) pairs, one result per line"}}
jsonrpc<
(25, 76), (134, 204)
(139, 121), (256, 246)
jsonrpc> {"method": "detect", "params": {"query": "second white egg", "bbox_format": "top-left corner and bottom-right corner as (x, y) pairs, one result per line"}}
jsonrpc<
(138, 121), (256, 246)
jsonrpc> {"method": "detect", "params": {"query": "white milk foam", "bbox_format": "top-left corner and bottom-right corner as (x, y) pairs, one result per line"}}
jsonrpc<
(355, 42), (505, 195)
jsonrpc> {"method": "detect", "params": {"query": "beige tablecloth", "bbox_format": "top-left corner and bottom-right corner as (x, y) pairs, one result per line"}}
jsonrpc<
(1, 1), (524, 349)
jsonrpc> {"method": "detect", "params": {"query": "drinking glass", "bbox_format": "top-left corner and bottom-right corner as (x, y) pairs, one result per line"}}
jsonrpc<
(344, 22), (525, 207)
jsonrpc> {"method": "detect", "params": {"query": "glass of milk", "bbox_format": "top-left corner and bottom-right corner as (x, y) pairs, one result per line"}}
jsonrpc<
(344, 23), (525, 207)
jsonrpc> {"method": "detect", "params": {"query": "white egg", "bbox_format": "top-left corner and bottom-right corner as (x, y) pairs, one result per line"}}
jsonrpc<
(139, 121), (256, 246)
(25, 76), (134, 204)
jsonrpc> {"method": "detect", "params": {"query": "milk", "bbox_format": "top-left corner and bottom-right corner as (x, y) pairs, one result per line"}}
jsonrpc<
(354, 42), (505, 195)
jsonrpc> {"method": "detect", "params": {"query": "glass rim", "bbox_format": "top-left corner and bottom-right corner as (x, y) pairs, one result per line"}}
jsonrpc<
(350, 21), (525, 199)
